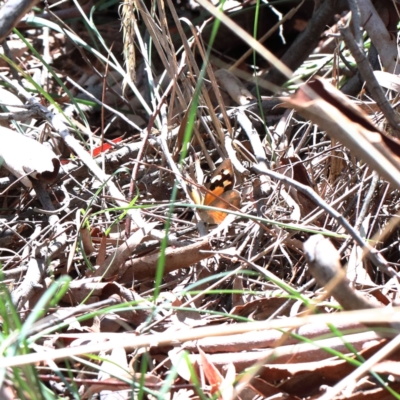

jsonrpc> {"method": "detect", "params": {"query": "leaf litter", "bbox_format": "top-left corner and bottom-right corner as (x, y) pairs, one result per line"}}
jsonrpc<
(1, 0), (400, 399)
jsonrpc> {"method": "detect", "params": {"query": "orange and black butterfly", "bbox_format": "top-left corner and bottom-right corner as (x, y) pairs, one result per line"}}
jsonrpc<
(188, 159), (241, 224)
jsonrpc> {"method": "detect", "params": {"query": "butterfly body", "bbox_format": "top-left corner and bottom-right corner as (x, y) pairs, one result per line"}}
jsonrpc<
(189, 159), (241, 224)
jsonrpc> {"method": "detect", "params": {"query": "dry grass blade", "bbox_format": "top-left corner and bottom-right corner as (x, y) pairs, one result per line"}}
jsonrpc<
(2, 1), (400, 398)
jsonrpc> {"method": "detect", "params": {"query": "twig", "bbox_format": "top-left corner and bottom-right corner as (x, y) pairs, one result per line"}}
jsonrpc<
(122, 50), (186, 235)
(338, 171), (379, 254)
(260, 0), (348, 89)
(252, 161), (396, 279)
(318, 333), (400, 400)
(348, 0), (363, 48)
(11, 256), (45, 311)
(156, 104), (207, 236)
(304, 235), (380, 310)
(27, 298), (117, 339)
(92, 223), (156, 280)
(0, 0), (40, 42)
(0, 109), (38, 121)
(0, 75), (148, 230)
(339, 20), (400, 137)
(236, 109), (267, 163)
(31, 180), (55, 212)
(357, 0), (399, 73)
(230, 0), (305, 71)
(2, 307), (400, 368)
(138, 264), (243, 334)
(66, 77), (143, 132)
(33, 183), (71, 215)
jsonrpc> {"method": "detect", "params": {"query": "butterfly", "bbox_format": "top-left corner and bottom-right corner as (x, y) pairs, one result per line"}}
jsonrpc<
(188, 159), (241, 224)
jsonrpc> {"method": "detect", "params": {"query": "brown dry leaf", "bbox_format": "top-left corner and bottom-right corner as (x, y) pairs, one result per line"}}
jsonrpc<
(0, 126), (60, 187)
(92, 221), (158, 280)
(82, 367), (162, 399)
(99, 283), (153, 329)
(231, 275), (245, 307)
(278, 156), (318, 218)
(96, 233), (108, 265)
(119, 239), (212, 282)
(371, 361), (400, 379)
(199, 348), (237, 400)
(6, 2), (400, 399)
(147, 181), (173, 201)
(80, 225), (94, 255)
(199, 347), (225, 398)
(62, 278), (107, 304)
(332, 383), (400, 400)
(230, 297), (289, 319)
(82, 378), (130, 399)
(283, 77), (400, 190)
(259, 339), (387, 398)
(188, 331), (383, 372)
(249, 377), (300, 400)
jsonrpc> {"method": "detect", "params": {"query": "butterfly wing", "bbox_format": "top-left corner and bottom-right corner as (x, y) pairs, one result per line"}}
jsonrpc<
(203, 159), (235, 206)
(199, 190), (241, 224)
(189, 159), (241, 224)
(188, 183), (203, 205)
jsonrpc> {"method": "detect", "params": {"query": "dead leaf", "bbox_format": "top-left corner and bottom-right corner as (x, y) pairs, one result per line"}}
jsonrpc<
(231, 297), (290, 319)
(199, 347), (224, 398)
(0, 126), (59, 187)
(283, 78), (400, 190)
(374, 70), (400, 92)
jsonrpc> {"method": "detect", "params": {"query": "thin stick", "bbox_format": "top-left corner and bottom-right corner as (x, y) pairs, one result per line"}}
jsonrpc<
(252, 162), (396, 279)
(230, 0), (305, 70)
(339, 20), (400, 137)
